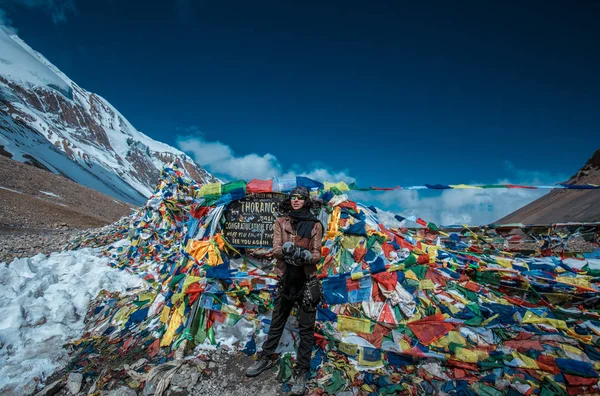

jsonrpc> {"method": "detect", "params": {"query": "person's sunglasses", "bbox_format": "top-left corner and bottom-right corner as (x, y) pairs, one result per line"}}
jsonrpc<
(290, 195), (306, 201)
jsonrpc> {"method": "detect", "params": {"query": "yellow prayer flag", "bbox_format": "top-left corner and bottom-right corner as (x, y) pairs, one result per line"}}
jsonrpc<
(159, 306), (170, 323)
(160, 309), (183, 347)
(512, 352), (539, 369)
(351, 272), (364, 280)
(362, 385), (376, 393)
(442, 301), (461, 315)
(449, 184), (481, 189)
(482, 314), (500, 326)
(358, 347), (383, 367)
(113, 306), (137, 325)
(259, 291), (270, 301)
(337, 316), (372, 334)
(556, 276), (592, 288)
(339, 342), (358, 356)
(522, 311), (568, 330)
(398, 339), (412, 352)
(177, 302), (185, 317)
(455, 347), (489, 363)
(562, 344), (584, 356)
(197, 182), (222, 197)
(404, 270), (419, 281)
(419, 279), (435, 290)
(496, 257), (513, 268)
(432, 331), (466, 349)
(324, 181), (350, 192)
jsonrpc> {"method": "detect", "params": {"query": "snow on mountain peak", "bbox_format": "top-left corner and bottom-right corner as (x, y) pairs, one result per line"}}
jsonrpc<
(0, 31), (214, 204)
(0, 29), (71, 95)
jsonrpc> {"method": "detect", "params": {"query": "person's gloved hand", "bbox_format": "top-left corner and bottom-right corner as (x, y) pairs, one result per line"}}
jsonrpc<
(283, 242), (302, 266)
(299, 249), (313, 265)
(282, 242), (295, 256)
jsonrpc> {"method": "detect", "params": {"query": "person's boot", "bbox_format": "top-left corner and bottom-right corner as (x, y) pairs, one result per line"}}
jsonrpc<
(245, 354), (273, 377)
(291, 368), (307, 395)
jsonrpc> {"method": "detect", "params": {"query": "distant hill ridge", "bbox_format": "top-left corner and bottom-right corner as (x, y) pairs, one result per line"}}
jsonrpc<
(498, 149), (600, 224)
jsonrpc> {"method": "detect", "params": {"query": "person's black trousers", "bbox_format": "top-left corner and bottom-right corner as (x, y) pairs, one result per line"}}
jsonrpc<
(261, 292), (316, 370)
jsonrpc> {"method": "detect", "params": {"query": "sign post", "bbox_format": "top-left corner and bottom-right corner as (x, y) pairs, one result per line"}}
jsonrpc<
(223, 193), (286, 248)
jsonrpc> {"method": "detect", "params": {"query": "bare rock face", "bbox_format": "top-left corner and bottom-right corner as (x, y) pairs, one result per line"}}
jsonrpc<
(567, 149), (600, 185)
(498, 149), (600, 224)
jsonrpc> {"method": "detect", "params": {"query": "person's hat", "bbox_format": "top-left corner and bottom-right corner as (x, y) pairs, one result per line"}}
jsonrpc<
(289, 186), (309, 200)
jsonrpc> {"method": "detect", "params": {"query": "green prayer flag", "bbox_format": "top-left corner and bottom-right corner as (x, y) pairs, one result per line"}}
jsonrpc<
(427, 222), (439, 232)
(539, 377), (568, 396)
(276, 353), (292, 383)
(404, 254), (417, 266)
(222, 180), (247, 194)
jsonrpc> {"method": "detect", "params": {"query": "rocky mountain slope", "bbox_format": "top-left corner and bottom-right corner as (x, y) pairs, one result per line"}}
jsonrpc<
(0, 28), (214, 205)
(0, 154), (136, 262)
(497, 149), (600, 224)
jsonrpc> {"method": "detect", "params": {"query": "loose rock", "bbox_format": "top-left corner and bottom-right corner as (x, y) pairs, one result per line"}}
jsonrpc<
(66, 372), (83, 395)
(35, 380), (64, 396)
(105, 385), (138, 396)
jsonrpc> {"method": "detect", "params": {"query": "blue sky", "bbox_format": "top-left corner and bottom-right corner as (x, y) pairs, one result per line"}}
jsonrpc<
(1, 1), (599, 224)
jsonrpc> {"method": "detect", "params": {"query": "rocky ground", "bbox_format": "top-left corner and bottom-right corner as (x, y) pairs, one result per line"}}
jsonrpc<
(0, 155), (134, 263)
(0, 226), (82, 263)
(41, 348), (287, 396)
(0, 223), (129, 263)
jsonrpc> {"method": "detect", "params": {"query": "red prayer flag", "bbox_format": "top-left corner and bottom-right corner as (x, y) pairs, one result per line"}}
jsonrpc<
(381, 242), (395, 258)
(148, 339), (160, 357)
(373, 271), (398, 291)
(506, 184), (537, 189)
(564, 374), (599, 387)
(407, 313), (456, 345)
(246, 179), (273, 193)
(354, 246), (367, 263)
(338, 201), (358, 211)
(191, 204), (210, 220)
(395, 236), (415, 250)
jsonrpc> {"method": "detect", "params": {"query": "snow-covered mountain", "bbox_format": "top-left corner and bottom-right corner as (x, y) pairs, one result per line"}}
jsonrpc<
(0, 29), (214, 205)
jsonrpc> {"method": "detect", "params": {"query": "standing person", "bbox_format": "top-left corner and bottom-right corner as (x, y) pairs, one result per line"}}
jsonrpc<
(246, 186), (323, 396)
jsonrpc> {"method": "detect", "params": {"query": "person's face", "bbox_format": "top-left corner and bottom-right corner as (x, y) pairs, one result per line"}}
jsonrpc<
(290, 194), (305, 210)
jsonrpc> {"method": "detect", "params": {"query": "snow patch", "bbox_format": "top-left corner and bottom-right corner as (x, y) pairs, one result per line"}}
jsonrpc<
(40, 191), (61, 198)
(0, 186), (22, 194)
(0, 249), (147, 394)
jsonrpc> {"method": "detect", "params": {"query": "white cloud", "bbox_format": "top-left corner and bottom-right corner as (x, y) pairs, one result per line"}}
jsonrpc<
(176, 133), (352, 183)
(282, 167), (355, 184)
(2, 0), (76, 24)
(176, 136), (233, 165)
(372, 208), (408, 229)
(213, 152), (282, 181)
(176, 135), (281, 180)
(348, 161), (567, 226)
(177, 129), (566, 226)
(350, 184), (552, 226)
(0, 9), (17, 33)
